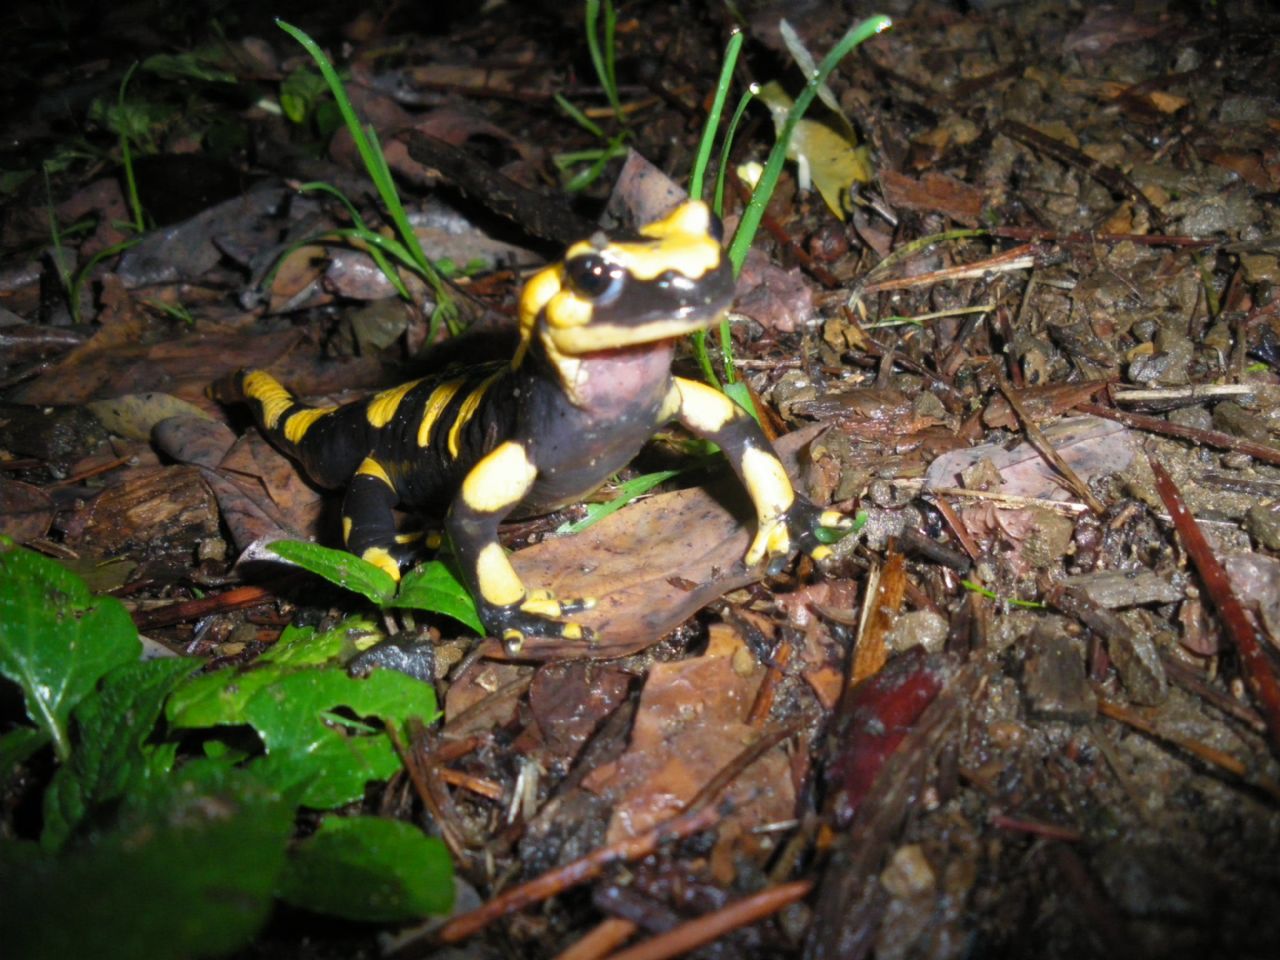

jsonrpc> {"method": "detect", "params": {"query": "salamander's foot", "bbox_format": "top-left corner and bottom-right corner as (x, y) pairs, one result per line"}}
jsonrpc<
(481, 590), (597, 653)
(746, 499), (855, 572)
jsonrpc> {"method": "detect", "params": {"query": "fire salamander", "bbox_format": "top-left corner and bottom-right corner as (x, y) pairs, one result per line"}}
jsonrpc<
(231, 201), (851, 651)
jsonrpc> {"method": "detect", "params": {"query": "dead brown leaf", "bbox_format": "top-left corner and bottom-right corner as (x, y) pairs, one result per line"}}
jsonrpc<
(583, 622), (794, 880)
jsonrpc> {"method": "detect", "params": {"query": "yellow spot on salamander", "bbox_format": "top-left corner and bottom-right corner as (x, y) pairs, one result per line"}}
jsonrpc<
(342, 516), (352, 544)
(518, 264), (565, 345)
(416, 379), (465, 447)
(283, 406), (337, 445)
(741, 446), (795, 566)
(675, 377), (737, 434)
(460, 441), (537, 514)
(519, 594), (563, 618)
(447, 371), (501, 459)
(243, 371), (295, 430)
(543, 287), (596, 330)
(640, 200), (714, 242)
(570, 201), (722, 283)
(360, 546), (401, 581)
(355, 456), (395, 489)
(475, 542), (525, 607)
(367, 379), (423, 428)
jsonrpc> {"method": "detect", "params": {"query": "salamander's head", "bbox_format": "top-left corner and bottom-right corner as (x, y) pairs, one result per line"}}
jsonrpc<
(517, 200), (736, 360)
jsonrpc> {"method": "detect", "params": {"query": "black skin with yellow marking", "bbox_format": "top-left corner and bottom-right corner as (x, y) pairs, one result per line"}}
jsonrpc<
(231, 201), (851, 651)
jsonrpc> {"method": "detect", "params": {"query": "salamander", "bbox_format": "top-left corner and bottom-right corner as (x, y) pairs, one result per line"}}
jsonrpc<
(230, 201), (850, 651)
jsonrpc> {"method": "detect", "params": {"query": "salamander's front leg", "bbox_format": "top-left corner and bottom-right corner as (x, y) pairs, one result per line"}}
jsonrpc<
(448, 441), (595, 652)
(667, 377), (852, 569)
(343, 457), (421, 580)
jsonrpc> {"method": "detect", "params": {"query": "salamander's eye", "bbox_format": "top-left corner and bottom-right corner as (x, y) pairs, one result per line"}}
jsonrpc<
(566, 254), (626, 303)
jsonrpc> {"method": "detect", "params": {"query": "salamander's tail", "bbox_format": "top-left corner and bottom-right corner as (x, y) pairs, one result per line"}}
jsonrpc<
(214, 369), (358, 489)
(214, 369), (320, 456)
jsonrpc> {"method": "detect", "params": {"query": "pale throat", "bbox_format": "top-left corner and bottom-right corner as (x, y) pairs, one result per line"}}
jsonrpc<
(553, 338), (679, 416)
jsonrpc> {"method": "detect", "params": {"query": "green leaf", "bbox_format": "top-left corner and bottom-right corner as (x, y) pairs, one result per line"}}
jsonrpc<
(167, 615), (389, 730)
(166, 662), (293, 729)
(280, 67), (328, 124)
(268, 539), (397, 604)
(279, 816), (453, 921)
(244, 667), (438, 809)
(388, 560), (483, 634)
(0, 768), (295, 960)
(260, 617), (381, 666)
(42, 657), (199, 851)
(0, 537), (140, 761)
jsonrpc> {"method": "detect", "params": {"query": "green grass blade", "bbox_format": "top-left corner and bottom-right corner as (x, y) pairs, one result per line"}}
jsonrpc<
(585, 0), (624, 126)
(117, 62), (145, 233)
(554, 93), (607, 139)
(276, 21), (454, 330)
(556, 469), (681, 535)
(296, 181), (415, 299)
(728, 15), (891, 274)
(713, 87), (757, 218)
(689, 30), (744, 202)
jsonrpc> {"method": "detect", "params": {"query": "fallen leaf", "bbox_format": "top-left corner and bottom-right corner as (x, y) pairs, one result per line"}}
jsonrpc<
(0, 477), (54, 543)
(584, 622), (794, 879)
(925, 415), (1136, 502)
(756, 81), (872, 221)
(879, 170), (987, 227)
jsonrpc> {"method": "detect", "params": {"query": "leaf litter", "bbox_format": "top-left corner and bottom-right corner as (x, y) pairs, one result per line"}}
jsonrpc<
(2, 1), (1280, 958)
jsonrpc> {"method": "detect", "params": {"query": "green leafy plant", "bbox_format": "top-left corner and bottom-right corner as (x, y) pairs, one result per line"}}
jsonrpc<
(278, 815), (452, 921)
(267, 539), (484, 634)
(0, 537), (454, 958)
(58, 65), (153, 323)
(279, 65), (342, 140)
(291, 179), (417, 300)
(0, 540), (140, 762)
(551, 98), (630, 192)
(141, 49), (238, 84)
(276, 20), (459, 338)
(166, 624), (442, 809)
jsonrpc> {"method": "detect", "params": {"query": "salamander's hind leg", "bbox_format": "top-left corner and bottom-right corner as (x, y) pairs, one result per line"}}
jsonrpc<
(342, 457), (417, 580)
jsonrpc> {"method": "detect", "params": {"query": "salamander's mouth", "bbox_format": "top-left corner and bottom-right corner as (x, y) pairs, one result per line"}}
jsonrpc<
(547, 309), (725, 354)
